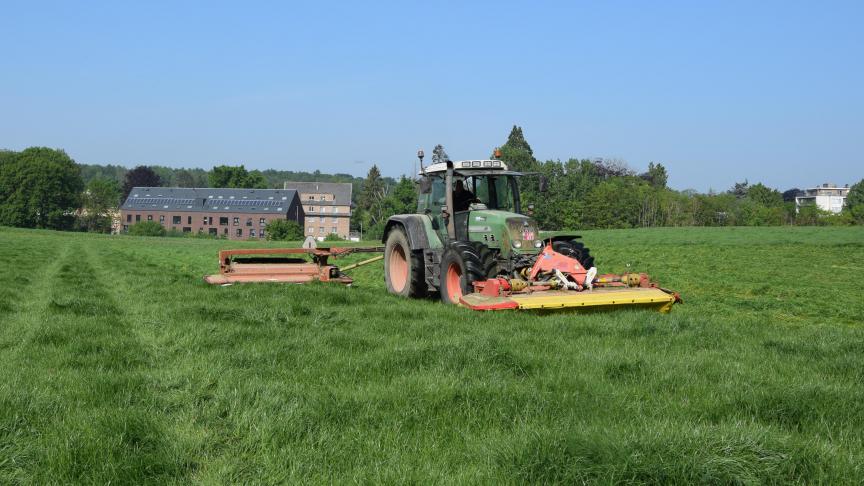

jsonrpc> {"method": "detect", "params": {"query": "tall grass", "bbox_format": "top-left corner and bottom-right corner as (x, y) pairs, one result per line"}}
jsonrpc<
(1, 226), (862, 483)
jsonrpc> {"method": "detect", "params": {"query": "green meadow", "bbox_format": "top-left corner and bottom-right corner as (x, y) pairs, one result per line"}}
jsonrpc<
(1, 226), (862, 483)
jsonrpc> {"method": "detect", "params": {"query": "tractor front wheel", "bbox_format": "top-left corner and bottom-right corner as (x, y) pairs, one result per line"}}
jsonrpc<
(552, 239), (595, 269)
(384, 226), (426, 297)
(439, 242), (497, 305)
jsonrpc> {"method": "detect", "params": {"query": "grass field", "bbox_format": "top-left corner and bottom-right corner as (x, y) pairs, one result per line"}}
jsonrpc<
(1, 226), (863, 483)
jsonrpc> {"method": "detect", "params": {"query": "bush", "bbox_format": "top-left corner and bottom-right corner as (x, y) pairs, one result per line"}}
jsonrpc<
(323, 233), (344, 241)
(127, 221), (166, 237)
(266, 219), (303, 241)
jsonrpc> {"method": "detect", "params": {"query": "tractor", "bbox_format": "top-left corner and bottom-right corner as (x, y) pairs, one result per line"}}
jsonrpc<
(381, 157), (679, 311)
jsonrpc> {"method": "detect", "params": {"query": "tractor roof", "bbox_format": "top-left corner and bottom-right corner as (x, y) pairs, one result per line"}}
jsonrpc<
(420, 160), (508, 175)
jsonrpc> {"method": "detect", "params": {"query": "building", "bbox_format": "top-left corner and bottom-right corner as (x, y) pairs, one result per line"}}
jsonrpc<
(283, 181), (352, 239)
(795, 183), (849, 214)
(120, 187), (304, 239)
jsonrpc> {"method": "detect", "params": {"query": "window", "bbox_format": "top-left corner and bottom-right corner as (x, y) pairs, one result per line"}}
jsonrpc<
(259, 218), (266, 225)
(331, 226), (337, 234)
(219, 217), (229, 226)
(147, 215), (153, 221)
(320, 195), (325, 201)
(182, 227), (191, 233)
(308, 227), (314, 233)
(159, 215), (164, 223)
(333, 207), (339, 213)
(122, 225), (128, 231)
(307, 195), (314, 200)
(236, 228), (243, 237)
(246, 218), (252, 226)
(332, 217), (338, 223)
(319, 226), (324, 234)
(136, 215), (141, 222)
(309, 206), (315, 212)
(172, 215), (181, 224)
(209, 228), (217, 235)
(203, 216), (209, 225)
(223, 228), (228, 235)
(259, 230), (265, 238)
(320, 216), (326, 223)
(250, 229), (256, 237)
(126, 214), (131, 222)
(188, 216), (192, 224)
(321, 206), (327, 213)
(233, 217), (239, 226)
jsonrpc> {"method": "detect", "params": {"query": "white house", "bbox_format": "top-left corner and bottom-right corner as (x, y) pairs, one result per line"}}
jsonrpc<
(795, 183), (849, 214)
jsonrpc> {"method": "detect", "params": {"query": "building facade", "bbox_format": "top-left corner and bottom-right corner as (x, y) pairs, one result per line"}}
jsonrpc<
(795, 183), (849, 214)
(283, 181), (352, 239)
(120, 187), (304, 239)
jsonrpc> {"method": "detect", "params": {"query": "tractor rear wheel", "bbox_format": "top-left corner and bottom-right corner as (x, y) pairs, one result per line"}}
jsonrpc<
(384, 226), (426, 297)
(439, 241), (497, 305)
(552, 239), (595, 269)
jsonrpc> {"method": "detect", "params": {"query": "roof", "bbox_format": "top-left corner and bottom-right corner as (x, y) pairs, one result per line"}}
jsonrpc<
(420, 160), (508, 175)
(283, 181), (353, 205)
(121, 187), (300, 214)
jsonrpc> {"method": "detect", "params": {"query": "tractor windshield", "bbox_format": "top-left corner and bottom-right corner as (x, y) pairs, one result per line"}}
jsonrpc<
(462, 174), (519, 212)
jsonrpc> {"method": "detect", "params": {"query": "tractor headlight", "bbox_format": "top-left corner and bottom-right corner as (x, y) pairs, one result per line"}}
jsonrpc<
(534, 240), (543, 248)
(512, 240), (522, 249)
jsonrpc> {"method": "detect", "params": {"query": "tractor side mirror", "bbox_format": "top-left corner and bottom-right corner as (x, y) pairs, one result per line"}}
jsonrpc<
(418, 177), (432, 194)
(539, 175), (549, 193)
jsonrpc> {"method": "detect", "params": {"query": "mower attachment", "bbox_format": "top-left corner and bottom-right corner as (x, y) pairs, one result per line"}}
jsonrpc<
(460, 287), (678, 312)
(460, 241), (681, 312)
(203, 247), (383, 285)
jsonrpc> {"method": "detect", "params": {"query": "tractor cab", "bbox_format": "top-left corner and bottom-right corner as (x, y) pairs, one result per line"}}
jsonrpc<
(416, 160), (542, 255)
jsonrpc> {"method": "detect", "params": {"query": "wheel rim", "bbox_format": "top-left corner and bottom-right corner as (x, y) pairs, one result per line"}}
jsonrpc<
(446, 262), (463, 302)
(389, 244), (408, 292)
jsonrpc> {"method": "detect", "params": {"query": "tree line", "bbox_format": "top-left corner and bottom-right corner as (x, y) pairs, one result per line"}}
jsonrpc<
(494, 126), (864, 230)
(2, 139), (863, 237)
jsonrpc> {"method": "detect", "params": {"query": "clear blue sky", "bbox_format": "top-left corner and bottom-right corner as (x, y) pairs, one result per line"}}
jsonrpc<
(1, 0), (861, 191)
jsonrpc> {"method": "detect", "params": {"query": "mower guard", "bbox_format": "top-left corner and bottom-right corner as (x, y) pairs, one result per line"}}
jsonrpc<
(460, 287), (677, 312)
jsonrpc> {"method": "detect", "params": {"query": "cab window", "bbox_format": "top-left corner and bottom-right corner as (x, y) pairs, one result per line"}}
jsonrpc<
(431, 176), (447, 206)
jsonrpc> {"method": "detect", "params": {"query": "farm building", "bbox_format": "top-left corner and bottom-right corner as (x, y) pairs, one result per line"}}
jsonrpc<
(283, 181), (352, 239)
(120, 187), (305, 239)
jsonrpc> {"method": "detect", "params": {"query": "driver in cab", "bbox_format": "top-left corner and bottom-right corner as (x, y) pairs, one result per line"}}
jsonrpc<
(453, 179), (479, 212)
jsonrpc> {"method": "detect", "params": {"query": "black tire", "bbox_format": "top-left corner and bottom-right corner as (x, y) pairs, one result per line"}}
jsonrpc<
(439, 241), (497, 305)
(384, 226), (426, 298)
(552, 239), (595, 269)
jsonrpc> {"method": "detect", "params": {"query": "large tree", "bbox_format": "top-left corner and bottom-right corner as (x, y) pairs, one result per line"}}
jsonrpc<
(502, 125), (533, 155)
(174, 169), (197, 188)
(846, 179), (864, 224)
(640, 162), (668, 188)
(0, 147), (84, 229)
(358, 165), (385, 211)
(495, 125), (536, 172)
(431, 144), (449, 164)
(747, 183), (783, 207)
(80, 177), (120, 233)
(209, 165), (269, 189)
(121, 165), (162, 201)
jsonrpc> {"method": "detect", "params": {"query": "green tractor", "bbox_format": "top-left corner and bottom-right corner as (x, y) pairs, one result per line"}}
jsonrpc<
(382, 158), (593, 304)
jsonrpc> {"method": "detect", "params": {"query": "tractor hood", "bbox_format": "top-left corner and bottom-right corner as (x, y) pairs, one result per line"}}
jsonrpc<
(467, 210), (542, 254)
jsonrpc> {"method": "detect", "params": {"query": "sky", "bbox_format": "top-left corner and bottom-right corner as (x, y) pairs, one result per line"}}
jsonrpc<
(1, 0), (862, 192)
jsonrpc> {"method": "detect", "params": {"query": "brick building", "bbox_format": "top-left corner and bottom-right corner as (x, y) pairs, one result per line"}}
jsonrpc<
(283, 181), (352, 239)
(120, 187), (304, 239)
